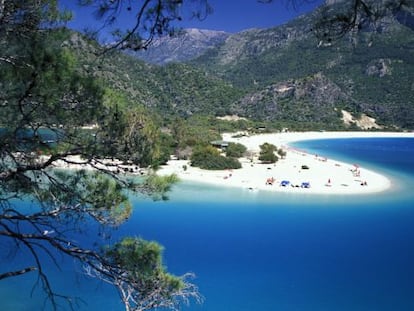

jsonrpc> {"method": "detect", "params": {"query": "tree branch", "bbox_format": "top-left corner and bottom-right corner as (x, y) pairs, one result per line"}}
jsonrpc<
(0, 266), (37, 280)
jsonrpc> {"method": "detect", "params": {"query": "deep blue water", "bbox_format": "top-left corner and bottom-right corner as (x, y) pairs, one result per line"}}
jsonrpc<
(1, 138), (414, 311)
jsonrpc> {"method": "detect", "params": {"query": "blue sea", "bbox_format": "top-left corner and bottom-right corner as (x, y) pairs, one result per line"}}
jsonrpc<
(1, 137), (414, 311)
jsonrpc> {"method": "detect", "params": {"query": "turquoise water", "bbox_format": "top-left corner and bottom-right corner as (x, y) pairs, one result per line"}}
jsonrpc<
(1, 138), (414, 310)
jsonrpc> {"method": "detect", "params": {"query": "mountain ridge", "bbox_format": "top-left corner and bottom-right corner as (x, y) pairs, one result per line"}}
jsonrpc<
(69, 0), (414, 130)
(185, 1), (414, 129)
(131, 28), (230, 65)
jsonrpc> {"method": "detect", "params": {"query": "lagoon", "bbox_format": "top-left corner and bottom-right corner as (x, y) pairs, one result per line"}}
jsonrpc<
(1, 137), (414, 310)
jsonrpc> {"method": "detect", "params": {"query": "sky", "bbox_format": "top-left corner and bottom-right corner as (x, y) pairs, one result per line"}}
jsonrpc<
(177, 0), (324, 32)
(61, 0), (324, 36)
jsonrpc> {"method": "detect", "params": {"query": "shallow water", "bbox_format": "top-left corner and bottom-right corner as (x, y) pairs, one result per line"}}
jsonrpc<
(1, 138), (414, 310)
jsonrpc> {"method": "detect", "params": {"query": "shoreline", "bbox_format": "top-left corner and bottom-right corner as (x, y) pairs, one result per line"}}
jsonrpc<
(158, 131), (414, 195)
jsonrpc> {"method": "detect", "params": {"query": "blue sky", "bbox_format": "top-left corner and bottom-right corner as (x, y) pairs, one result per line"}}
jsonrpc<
(61, 0), (324, 35)
(179, 0), (324, 32)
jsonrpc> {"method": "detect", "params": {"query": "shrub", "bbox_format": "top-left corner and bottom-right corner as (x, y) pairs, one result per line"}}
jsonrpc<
(258, 142), (278, 164)
(191, 145), (241, 170)
(225, 142), (247, 158)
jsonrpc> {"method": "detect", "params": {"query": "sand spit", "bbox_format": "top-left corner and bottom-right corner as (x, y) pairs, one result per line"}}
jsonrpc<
(158, 132), (414, 195)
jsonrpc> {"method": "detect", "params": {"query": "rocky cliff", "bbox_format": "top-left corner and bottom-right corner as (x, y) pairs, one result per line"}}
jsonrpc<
(131, 28), (230, 65)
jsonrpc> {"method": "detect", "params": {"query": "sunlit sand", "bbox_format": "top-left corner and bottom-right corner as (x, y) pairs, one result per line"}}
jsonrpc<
(158, 132), (414, 195)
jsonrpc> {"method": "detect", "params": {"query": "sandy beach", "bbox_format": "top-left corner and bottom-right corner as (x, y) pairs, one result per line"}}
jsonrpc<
(158, 131), (414, 195)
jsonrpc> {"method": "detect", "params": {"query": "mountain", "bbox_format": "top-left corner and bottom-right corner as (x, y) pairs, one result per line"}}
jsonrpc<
(65, 31), (241, 117)
(131, 28), (230, 65)
(187, 1), (414, 129)
(230, 73), (351, 126)
(67, 0), (414, 131)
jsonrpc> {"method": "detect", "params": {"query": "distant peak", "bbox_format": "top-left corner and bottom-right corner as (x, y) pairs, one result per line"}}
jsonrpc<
(324, 0), (346, 5)
(131, 27), (230, 65)
(181, 28), (229, 35)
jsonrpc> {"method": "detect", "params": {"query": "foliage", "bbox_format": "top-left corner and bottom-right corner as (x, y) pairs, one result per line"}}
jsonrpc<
(3, 0), (413, 307)
(258, 143), (279, 164)
(64, 1), (414, 131)
(105, 238), (181, 289)
(97, 237), (201, 311)
(0, 1), (201, 310)
(190, 145), (241, 170)
(68, 31), (243, 120)
(189, 2), (414, 130)
(139, 174), (180, 201)
(168, 115), (222, 150)
(152, 63), (243, 116)
(226, 142), (247, 158)
(277, 148), (287, 159)
(50, 1), (414, 132)
(155, 133), (176, 167)
(313, 0), (414, 43)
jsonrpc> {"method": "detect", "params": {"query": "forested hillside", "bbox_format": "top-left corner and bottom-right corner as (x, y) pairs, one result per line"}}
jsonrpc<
(189, 2), (414, 129)
(67, 32), (242, 118)
(67, 0), (414, 131)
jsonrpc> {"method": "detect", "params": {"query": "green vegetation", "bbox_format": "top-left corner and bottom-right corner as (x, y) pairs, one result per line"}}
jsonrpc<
(62, 6), (414, 133)
(258, 143), (280, 164)
(0, 2), (200, 310)
(226, 142), (247, 158)
(70, 34), (243, 119)
(190, 145), (241, 170)
(190, 12), (414, 130)
(2, 1), (413, 309)
(104, 237), (184, 295)
(140, 174), (180, 201)
(277, 148), (287, 159)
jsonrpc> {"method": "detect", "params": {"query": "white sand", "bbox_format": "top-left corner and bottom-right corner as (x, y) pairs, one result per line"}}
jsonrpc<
(50, 155), (146, 175)
(158, 131), (414, 195)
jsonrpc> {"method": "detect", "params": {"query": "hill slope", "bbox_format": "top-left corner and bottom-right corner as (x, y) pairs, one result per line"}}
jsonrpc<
(67, 0), (414, 130)
(131, 28), (230, 65)
(66, 32), (241, 117)
(189, 2), (414, 129)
